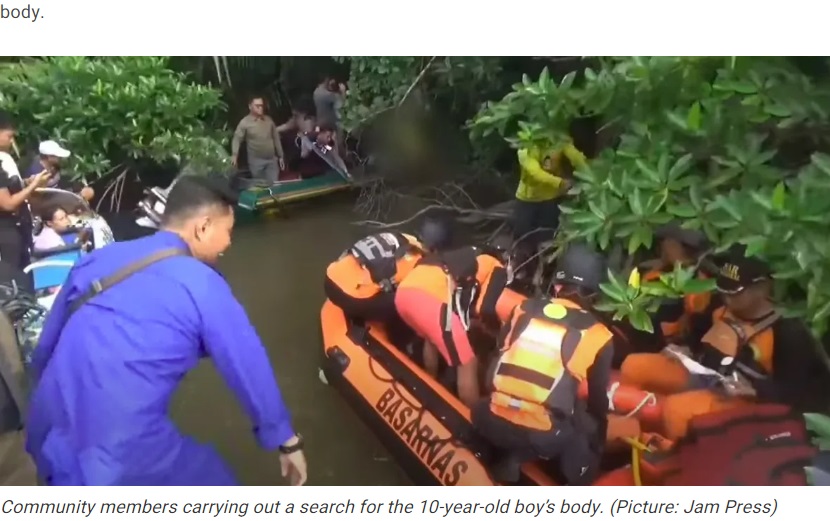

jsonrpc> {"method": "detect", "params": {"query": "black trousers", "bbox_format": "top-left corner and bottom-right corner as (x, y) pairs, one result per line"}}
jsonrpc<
(0, 228), (29, 272)
(512, 199), (561, 277)
(471, 399), (601, 485)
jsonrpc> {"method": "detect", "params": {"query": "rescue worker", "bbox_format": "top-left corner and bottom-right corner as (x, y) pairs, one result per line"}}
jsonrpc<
(472, 242), (614, 485)
(324, 215), (455, 347)
(620, 245), (830, 439)
(640, 222), (713, 348)
(26, 175), (308, 486)
(512, 138), (586, 278)
(394, 243), (511, 407)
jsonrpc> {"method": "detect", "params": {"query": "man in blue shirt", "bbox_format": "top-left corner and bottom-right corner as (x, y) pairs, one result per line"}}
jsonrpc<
(25, 175), (307, 486)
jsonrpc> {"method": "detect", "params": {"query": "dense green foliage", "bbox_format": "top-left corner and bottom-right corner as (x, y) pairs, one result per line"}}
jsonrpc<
(471, 57), (830, 339)
(0, 57), (229, 182)
(806, 413), (830, 485)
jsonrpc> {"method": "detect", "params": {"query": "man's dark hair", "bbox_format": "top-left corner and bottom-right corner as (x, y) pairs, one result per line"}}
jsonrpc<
(317, 122), (336, 133)
(39, 203), (65, 223)
(161, 175), (238, 226)
(0, 110), (14, 131)
(249, 95), (265, 105)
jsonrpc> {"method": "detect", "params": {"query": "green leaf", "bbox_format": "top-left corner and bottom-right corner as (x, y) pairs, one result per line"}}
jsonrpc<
(629, 308), (655, 333)
(681, 277), (717, 294)
(732, 81), (758, 94)
(764, 104), (791, 118)
(667, 202), (697, 218)
(629, 188), (644, 215)
(635, 160), (661, 184)
(599, 281), (626, 302)
(771, 182), (787, 211)
(668, 153), (694, 180)
(560, 71), (577, 90)
(538, 67), (551, 91)
(805, 413), (830, 439)
(687, 102), (702, 131)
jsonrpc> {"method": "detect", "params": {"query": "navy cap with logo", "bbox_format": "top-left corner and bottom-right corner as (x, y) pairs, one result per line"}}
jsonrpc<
(713, 245), (771, 295)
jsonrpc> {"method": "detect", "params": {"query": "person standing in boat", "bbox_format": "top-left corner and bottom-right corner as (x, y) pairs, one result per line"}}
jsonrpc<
(313, 75), (347, 156)
(231, 96), (285, 184)
(25, 175), (307, 486)
(472, 242), (614, 485)
(512, 137), (585, 280)
(0, 112), (52, 270)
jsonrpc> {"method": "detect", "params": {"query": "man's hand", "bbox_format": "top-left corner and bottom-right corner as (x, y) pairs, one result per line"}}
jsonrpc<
(722, 372), (756, 398)
(338, 83), (347, 94)
(278, 157), (285, 171)
(231, 156), (238, 168)
(80, 186), (95, 202)
(279, 436), (307, 486)
(30, 170), (52, 188)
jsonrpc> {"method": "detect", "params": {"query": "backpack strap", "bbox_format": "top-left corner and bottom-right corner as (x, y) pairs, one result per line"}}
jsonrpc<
(67, 248), (189, 319)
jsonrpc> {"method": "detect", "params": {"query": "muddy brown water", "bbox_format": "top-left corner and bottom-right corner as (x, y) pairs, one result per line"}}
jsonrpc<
(168, 196), (412, 486)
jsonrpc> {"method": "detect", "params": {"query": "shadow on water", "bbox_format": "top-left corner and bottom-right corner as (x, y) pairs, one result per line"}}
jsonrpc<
(168, 195), (412, 485)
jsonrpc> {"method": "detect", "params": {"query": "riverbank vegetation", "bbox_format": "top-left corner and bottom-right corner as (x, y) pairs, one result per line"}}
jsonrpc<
(2, 56), (829, 341)
(343, 56), (830, 343)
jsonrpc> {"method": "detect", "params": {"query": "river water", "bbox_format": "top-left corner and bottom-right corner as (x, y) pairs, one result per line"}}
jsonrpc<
(168, 196), (412, 486)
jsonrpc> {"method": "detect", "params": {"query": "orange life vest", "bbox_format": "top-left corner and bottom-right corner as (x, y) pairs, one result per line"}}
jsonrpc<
(643, 269), (712, 340)
(701, 306), (779, 377)
(327, 233), (424, 298)
(489, 298), (613, 431)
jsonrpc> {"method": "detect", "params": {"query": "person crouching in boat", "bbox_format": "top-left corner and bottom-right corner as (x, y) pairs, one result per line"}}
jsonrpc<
(620, 245), (830, 440)
(395, 244), (510, 408)
(638, 222), (713, 350)
(471, 242), (614, 485)
(324, 216), (455, 349)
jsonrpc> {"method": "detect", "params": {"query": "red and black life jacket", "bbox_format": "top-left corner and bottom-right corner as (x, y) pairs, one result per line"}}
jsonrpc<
(665, 403), (817, 486)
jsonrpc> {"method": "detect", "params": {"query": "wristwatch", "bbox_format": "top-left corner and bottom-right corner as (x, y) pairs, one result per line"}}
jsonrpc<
(279, 434), (304, 454)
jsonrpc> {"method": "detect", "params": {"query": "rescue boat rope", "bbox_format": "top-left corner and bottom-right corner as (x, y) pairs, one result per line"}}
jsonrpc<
(367, 355), (459, 448)
(606, 381), (657, 419)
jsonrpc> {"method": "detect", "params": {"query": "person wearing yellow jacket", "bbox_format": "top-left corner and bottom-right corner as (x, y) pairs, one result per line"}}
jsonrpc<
(513, 141), (587, 276)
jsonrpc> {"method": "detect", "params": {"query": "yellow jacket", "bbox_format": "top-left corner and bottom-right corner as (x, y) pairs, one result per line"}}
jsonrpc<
(515, 142), (587, 202)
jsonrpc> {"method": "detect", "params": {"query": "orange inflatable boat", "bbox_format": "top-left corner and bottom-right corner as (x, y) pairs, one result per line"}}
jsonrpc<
(320, 295), (675, 486)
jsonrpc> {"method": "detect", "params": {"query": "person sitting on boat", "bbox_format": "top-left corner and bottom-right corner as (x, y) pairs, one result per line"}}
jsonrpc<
(619, 245), (830, 440)
(471, 242), (614, 485)
(394, 244), (510, 407)
(638, 222), (713, 349)
(324, 215), (455, 349)
(297, 123), (349, 179)
(25, 141), (95, 203)
(279, 106), (316, 173)
(33, 204), (78, 251)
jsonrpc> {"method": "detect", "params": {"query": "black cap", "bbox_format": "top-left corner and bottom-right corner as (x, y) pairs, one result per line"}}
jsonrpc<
(713, 245), (771, 294)
(553, 242), (607, 292)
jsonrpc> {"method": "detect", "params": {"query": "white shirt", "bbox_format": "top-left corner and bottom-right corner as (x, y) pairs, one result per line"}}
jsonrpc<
(0, 151), (21, 179)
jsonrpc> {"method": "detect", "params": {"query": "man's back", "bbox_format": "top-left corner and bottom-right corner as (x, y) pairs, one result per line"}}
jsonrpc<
(313, 85), (339, 127)
(26, 231), (234, 485)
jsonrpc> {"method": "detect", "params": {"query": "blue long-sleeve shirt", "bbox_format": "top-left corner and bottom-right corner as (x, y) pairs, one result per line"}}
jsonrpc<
(26, 231), (295, 485)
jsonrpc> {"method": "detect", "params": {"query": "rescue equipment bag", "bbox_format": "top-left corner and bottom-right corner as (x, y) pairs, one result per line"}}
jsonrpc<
(665, 403), (816, 486)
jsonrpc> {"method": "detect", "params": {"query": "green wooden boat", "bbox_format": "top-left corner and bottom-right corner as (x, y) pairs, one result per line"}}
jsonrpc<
(136, 141), (354, 229)
(234, 169), (352, 222)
